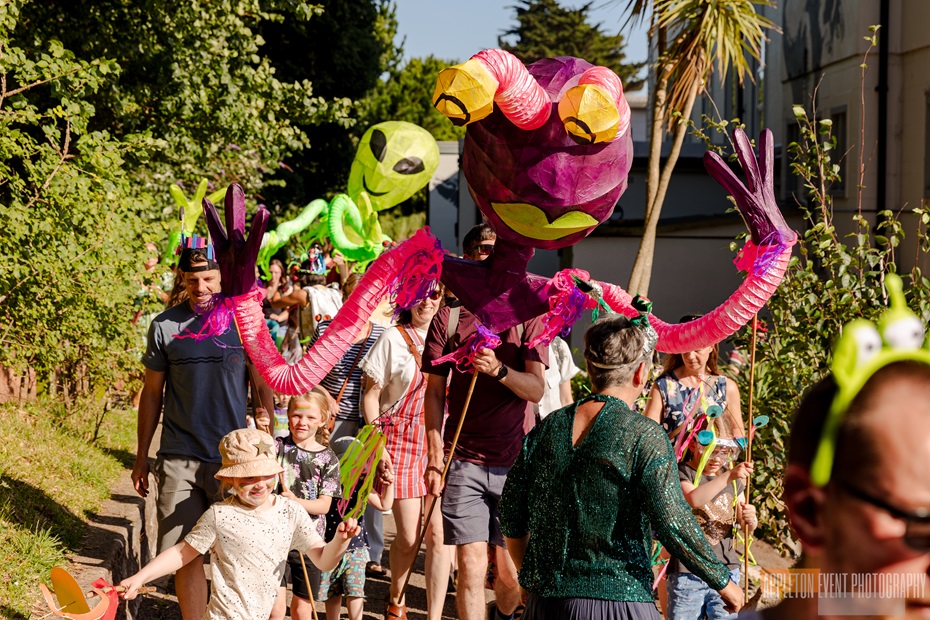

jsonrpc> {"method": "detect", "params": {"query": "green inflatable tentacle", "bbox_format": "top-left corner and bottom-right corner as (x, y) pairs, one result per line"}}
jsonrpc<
(327, 194), (384, 263)
(257, 198), (328, 278)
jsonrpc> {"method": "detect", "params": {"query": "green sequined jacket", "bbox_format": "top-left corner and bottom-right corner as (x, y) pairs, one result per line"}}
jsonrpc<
(499, 394), (732, 602)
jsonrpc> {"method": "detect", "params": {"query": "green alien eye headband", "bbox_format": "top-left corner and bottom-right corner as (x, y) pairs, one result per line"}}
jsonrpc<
(810, 273), (930, 487)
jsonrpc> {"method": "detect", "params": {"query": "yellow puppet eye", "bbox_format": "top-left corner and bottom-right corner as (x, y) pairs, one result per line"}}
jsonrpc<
(852, 324), (883, 366)
(882, 316), (926, 350)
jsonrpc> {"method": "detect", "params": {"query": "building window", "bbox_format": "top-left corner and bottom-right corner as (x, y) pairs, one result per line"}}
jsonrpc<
(828, 107), (847, 197)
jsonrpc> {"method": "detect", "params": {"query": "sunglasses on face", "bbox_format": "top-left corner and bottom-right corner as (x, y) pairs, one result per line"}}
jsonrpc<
(474, 243), (494, 256)
(836, 477), (930, 552)
(427, 289), (442, 301)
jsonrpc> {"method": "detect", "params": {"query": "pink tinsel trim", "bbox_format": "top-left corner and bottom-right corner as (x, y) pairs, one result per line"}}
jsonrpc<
(734, 231), (797, 277)
(175, 294), (236, 345)
(528, 268), (597, 348)
(431, 325), (502, 372)
(388, 236), (444, 321)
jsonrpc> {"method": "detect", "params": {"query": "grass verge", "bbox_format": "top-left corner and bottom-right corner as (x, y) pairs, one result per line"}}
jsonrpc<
(0, 398), (136, 619)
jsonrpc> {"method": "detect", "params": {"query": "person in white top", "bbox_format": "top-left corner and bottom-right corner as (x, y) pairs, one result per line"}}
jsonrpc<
(536, 335), (580, 420)
(119, 428), (359, 620)
(361, 285), (450, 620)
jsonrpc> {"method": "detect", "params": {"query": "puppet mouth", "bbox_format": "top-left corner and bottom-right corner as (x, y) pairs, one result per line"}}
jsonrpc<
(491, 202), (599, 241)
(363, 176), (390, 197)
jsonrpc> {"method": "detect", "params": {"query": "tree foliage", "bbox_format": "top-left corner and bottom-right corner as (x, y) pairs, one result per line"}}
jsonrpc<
(1, 0), (399, 408)
(499, 0), (645, 92)
(361, 55), (466, 143)
(0, 0), (160, 401)
(258, 0), (402, 216)
(12, 0), (353, 199)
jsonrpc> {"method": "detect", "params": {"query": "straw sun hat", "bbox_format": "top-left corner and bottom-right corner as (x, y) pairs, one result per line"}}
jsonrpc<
(214, 428), (285, 479)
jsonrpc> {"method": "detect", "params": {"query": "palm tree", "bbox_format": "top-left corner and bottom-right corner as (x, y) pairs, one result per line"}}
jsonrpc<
(623, 0), (776, 296)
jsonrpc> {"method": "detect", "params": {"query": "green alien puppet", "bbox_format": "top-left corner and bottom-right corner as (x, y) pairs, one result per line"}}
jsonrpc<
(257, 121), (439, 276)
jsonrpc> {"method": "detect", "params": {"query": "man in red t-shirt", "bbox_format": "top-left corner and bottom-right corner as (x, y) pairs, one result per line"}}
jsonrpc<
(423, 224), (548, 620)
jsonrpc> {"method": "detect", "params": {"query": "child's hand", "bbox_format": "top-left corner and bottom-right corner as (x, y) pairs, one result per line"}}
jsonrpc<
(254, 407), (272, 434)
(118, 575), (146, 600)
(337, 518), (361, 539)
(378, 453), (395, 485)
(377, 452), (395, 479)
(739, 502), (758, 531)
(726, 462), (753, 483)
(380, 467), (394, 486)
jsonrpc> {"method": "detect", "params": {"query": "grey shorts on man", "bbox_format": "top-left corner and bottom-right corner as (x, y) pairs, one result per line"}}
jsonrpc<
(441, 459), (509, 547)
(155, 456), (223, 553)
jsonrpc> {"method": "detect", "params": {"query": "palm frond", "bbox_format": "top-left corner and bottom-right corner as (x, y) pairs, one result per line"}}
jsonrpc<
(654, 0), (778, 126)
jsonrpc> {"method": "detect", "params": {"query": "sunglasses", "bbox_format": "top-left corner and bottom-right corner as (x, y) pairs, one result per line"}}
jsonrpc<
(474, 243), (494, 256)
(427, 289), (442, 301)
(836, 477), (930, 552)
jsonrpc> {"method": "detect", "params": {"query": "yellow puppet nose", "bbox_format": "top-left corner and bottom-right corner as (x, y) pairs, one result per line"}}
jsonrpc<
(558, 83), (621, 145)
(433, 58), (498, 126)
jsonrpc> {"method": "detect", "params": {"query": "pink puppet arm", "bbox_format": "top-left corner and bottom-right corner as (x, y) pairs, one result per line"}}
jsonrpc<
(596, 241), (792, 353)
(532, 128), (797, 354)
(234, 228), (444, 395)
(601, 128), (796, 353)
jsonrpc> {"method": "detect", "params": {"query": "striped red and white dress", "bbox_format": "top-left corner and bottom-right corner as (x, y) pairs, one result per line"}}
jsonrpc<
(360, 325), (429, 499)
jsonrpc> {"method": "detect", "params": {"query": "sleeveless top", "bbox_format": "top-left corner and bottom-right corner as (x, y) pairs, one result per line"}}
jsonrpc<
(654, 372), (728, 434)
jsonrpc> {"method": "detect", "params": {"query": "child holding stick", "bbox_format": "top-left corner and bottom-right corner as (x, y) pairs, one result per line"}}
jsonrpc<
(319, 455), (395, 620)
(666, 416), (756, 620)
(271, 389), (343, 620)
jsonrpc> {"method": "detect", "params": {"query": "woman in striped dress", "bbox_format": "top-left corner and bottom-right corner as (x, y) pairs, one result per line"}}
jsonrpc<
(361, 285), (449, 620)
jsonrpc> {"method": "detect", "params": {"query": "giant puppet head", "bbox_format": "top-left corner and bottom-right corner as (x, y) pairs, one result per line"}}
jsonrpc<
(434, 50), (634, 250)
(347, 120), (440, 213)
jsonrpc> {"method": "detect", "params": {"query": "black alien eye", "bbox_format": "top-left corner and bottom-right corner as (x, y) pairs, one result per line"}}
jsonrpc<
(370, 129), (387, 162)
(393, 157), (425, 175)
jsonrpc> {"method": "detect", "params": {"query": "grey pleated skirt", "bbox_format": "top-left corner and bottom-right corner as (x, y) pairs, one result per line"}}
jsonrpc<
(523, 595), (662, 620)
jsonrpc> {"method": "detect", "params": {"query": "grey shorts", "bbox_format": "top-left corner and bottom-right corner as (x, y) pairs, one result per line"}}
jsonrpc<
(440, 459), (509, 547)
(155, 456), (223, 553)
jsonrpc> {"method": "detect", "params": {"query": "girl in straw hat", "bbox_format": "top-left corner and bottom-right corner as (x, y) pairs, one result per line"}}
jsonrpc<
(119, 428), (360, 619)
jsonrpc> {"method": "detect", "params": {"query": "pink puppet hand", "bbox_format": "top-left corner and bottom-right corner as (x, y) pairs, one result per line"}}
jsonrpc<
(703, 129), (795, 248)
(203, 183), (269, 296)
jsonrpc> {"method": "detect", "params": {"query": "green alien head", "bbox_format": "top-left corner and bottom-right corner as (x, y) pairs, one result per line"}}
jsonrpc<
(810, 273), (930, 486)
(347, 121), (440, 213)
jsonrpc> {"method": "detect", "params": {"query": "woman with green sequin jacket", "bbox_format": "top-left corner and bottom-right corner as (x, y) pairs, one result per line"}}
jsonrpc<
(500, 316), (744, 620)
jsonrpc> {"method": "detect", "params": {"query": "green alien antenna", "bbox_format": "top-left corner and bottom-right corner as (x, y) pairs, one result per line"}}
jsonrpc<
(810, 273), (930, 486)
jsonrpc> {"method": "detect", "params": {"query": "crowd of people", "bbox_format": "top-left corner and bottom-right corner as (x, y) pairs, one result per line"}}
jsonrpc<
(123, 223), (930, 620)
